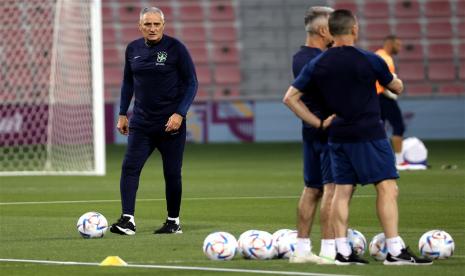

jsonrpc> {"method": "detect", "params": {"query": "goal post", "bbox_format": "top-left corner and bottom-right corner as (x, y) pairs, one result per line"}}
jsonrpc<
(0, 0), (105, 176)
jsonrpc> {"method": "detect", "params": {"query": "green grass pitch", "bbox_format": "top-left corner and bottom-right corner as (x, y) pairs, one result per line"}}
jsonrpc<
(1, 141), (464, 275)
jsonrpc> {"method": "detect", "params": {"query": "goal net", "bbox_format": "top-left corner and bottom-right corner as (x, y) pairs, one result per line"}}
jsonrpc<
(0, 0), (105, 175)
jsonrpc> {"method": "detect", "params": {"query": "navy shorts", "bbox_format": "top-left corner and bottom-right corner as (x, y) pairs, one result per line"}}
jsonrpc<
(328, 138), (399, 185)
(380, 96), (405, 136)
(303, 128), (334, 189)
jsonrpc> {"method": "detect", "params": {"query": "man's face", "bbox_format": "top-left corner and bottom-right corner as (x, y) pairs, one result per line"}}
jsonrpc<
(139, 12), (164, 42)
(391, 39), (402, 55)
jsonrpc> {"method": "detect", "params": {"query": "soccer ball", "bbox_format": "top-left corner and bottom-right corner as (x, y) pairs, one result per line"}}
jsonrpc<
(272, 229), (292, 257)
(419, 230), (454, 259)
(347, 228), (367, 256)
(239, 230), (277, 260)
(275, 230), (297, 259)
(237, 229), (260, 256)
(369, 233), (405, 261)
(76, 211), (108, 238)
(402, 137), (428, 165)
(202, 232), (238, 261)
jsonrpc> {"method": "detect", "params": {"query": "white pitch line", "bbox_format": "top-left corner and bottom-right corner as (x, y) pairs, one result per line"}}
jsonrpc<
(0, 258), (358, 276)
(0, 195), (374, 206)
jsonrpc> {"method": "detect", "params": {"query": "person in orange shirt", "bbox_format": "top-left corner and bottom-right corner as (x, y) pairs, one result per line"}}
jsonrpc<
(375, 35), (407, 170)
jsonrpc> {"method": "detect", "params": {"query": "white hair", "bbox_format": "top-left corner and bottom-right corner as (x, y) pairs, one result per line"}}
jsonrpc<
(140, 7), (165, 22)
(304, 6), (334, 33)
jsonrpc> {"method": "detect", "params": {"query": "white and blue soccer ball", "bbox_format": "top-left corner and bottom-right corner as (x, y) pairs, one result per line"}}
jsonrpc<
(202, 231), (238, 261)
(76, 211), (108, 238)
(237, 229), (261, 256)
(275, 230), (297, 259)
(369, 233), (405, 261)
(239, 230), (277, 260)
(348, 228), (367, 256)
(419, 230), (454, 259)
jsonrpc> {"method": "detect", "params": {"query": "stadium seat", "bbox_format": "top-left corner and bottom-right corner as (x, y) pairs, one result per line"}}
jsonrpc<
(459, 62), (465, 80)
(428, 43), (454, 60)
(118, 4), (139, 23)
(363, 1), (389, 18)
(425, 20), (453, 39)
(196, 66), (213, 85)
(209, 1), (235, 21)
(0, 6), (21, 26)
(104, 67), (123, 86)
(405, 83), (433, 96)
(364, 22), (391, 40)
(188, 45), (208, 64)
(398, 61), (425, 81)
(211, 25), (237, 42)
(458, 20), (465, 38)
(102, 26), (117, 44)
(395, 21), (422, 39)
(121, 25), (175, 44)
(103, 48), (122, 65)
(333, 1), (358, 13)
(179, 25), (207, 43)
(438, 83), (465, 95)
(394, 0), (420, 17)
(214, 65), (241, 84)
(397, 42), (424, 61)
(179, 2), (204, 22)
(457, 1), (465, 16)
(424, 0), (451, 17)
(102, 6), (113, 22)
(214, 86), (240, 98)
(212, 43), (239, 64)
(428, 61), (456, 81)
(460, 43), (465, 60)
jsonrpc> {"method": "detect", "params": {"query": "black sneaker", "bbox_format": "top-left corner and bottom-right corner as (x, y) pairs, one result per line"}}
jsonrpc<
(384, 247), (433, 266)
(335, 252), (369, 265)
(153, 219), (183, 234)
(110, 215), (136, 235)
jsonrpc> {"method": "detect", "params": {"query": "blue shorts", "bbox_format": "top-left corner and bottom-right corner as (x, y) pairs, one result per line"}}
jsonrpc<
(303, 128), (334, 189)
(329, 138), (399, 185)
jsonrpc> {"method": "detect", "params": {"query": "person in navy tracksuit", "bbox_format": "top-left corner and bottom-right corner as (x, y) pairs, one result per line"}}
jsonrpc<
(110, 7), (197, 236)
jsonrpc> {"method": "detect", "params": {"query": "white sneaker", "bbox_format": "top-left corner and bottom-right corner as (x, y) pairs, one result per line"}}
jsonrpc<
(318, 254), (336, 265)
(290, 252), (331, 264)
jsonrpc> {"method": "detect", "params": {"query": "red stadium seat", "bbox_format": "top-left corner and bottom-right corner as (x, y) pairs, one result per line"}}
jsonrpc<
(120, 25), (175, 44)
(428, 43), (454, 60)
(405, 83), (433, 96)
(397, 42), (424, 61)
(179, 3), (204, 22)
(179, 25), (207, 43)
(211, 25), (237, 42)
(426, 20), (453, 39)
(395, 21), (421, 39)
(363, 1), (389, 18)
(209, 1), (235, 21)
(212, 43), (239, 64)
(394, 0), (420, 17)
(0, 6), (21, 26)
(428, 61), (456, 81)
(118, 4), (139, 23)
(398, 62), (425, 81)
(364, 22), (391, 40)
(333, 1), (358, 13)
(196, 66), (213, 85)
(460, 62), (465, 80)
(438, 83), (465, 95)
(103, 48), (122, 65)
(214, 65), (241, 84)
(102, 26), (117, 44)
(460, 43), (465, 60)
(214, 86), (240, 98)
(188, 45), (208, 64)
(102, 6), (113, 22)
(457, 1), (465, 16)
(424, 0), (451, 17)
(458, 20), (465, 38)
(104, 67), (123, 86)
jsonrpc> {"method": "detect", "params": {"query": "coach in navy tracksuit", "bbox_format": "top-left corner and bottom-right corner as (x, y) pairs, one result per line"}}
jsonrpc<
(110, 7), (197, 235)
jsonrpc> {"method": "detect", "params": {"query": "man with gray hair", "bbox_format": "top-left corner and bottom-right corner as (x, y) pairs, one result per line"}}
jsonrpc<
(287, 6), (335, 264)
(110, 7), (198, 235)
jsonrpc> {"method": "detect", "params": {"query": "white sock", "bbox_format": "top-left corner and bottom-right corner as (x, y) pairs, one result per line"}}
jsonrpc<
(386, 236), (404, 256)
(295, 238), (312, 256)
(335, 237), (351, 256)
(319, 239), (336, 258)
(395, 152), (403, 165)
(167, 216), (180, 225)
(123, 214), (135, 225)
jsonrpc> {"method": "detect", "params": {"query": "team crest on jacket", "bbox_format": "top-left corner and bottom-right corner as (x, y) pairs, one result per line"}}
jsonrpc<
(156, 51), (168, 64)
